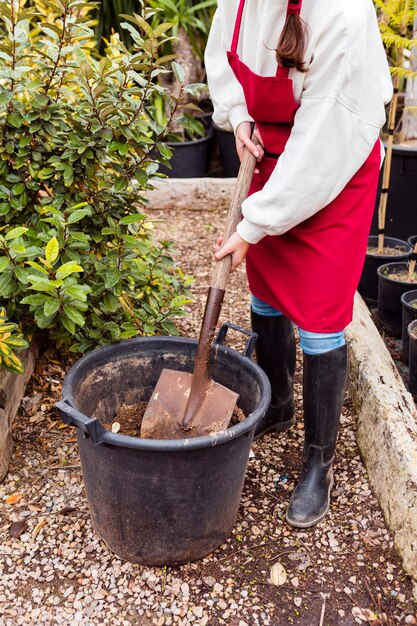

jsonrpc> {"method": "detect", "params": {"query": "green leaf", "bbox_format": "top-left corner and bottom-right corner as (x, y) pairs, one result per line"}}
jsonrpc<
(5, 336), (28, 349)
(41, 22), (62, 37)
(121, 13), (154, 39)
(20, 294), (47, 306)
(114, 178), (128, 192)
(14, 266), (30, 284)
(0, 258), (10, 272)
(61, 315), (76, 334)
(0, 323), (16, 334)
(45, 236), (59, 265)
(29, 281), (57, 293)
(13, 183), (25, 195)
(0, 342), (12, 357)
(56, 262), (83, 280)
(160, 320), (179, 335)
(25, 261), (48, 274)
(43, 297), (61, 317)
(64, 285), (89, 302)
(2, 354), (25, 375)
(103, 293), (118, 312)
(63, 304), (85, 327)
(158, 143), (172, 160)
(69, 201), (89, 210)
(5, 227), (29, 241)
(104, 268), (121, 289)
(172, 62), (185, 84)
(38, 168), (55, 180)
(34, 309), (57, 329)
(67, 208), (91, 224)
(119, 213), (146, 225)
(170, 295), (192, 308)
(7, 112), (24, 128)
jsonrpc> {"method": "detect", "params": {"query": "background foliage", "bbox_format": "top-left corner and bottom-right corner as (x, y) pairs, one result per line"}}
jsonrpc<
(374, 0), (417, 80)
(93, 0), (215, 60)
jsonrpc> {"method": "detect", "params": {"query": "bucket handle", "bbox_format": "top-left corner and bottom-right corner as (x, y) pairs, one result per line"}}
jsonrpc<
(55, 399), (106, 445)
(214, 322), (257, 358)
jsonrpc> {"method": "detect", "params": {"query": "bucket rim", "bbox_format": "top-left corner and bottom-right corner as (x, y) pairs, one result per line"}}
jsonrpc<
(57, 336), (271, 451)
(401, 289), (417, 310)
(366, 236), (412, 259)
(376, 261), (415, 284)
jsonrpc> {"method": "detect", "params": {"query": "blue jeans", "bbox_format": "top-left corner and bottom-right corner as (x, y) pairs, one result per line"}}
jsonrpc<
(251, 295), (345, 355)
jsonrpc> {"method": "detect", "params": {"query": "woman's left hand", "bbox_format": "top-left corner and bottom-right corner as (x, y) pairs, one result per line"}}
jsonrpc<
(213, 231), (250, 272)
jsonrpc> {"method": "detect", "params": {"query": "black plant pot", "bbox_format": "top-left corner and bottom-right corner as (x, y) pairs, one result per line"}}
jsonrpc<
(213, 123), (240, 177)
(408, 235), (417, 249)
(197, 99), (214, 131)
(370, 144), (417, 240)
(55, 327), (271, 566)
(408, 319), (417, 395)
(158, 125), (214, 178)
(358, 236), (412, 303)
(377, 262), (417, 338)
(401, 290), (417, 364)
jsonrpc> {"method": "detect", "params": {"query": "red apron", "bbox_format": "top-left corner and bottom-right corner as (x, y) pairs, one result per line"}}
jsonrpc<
(227, 0), (381, 332)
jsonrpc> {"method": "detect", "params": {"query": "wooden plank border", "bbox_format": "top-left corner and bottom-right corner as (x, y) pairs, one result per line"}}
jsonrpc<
(0, 346), (38, 482)
(346, 293), (417, 580)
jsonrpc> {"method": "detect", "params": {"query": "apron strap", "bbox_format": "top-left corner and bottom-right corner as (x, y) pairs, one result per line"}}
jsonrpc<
(231, 0), (302, 76)
(230, 0), (247, 54)
(276, 0), (303, 78)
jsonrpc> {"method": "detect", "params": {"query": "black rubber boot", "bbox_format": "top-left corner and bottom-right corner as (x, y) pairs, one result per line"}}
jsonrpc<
(285, 344), (348, 528)
(251, 310), (296, 439)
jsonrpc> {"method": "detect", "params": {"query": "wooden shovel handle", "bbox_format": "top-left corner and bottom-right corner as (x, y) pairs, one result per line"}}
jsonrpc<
(211, 142), (258, 290)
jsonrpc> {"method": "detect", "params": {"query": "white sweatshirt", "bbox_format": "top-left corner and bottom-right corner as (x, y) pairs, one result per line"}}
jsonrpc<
(205, 0), (393, 244)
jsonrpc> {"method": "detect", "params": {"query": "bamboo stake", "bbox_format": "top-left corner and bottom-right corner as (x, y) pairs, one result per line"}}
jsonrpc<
(408, 242), (417, 280)
(377, 0), (410, 254)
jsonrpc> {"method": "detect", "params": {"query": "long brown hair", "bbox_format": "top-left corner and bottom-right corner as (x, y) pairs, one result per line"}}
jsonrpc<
(276, 10), (308, 72)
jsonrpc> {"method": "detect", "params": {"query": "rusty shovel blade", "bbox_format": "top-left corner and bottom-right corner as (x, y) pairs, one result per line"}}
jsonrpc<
(140, 369), (238, 440)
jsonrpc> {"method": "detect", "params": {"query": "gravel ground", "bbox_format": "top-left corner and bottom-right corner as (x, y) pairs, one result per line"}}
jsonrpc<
(1, 205), (417, 626)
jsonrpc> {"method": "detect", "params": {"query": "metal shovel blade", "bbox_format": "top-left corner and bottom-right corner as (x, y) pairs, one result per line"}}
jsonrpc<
(140, 369), (238, 440)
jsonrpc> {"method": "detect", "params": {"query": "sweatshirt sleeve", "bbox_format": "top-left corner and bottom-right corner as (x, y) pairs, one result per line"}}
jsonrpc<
(236, 1), (393, 244)
(204, 9), (254, 132)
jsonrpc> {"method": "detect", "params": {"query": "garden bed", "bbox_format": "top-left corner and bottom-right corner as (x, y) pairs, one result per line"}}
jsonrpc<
(1, 194), (416, 626)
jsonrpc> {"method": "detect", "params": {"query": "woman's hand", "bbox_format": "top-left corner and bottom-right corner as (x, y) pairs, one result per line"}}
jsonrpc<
(213, 231), (250, 272)
(235, 122), (264, 164)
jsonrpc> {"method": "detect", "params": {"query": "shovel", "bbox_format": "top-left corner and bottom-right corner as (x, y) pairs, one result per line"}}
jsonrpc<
(140, 144), (258, 440)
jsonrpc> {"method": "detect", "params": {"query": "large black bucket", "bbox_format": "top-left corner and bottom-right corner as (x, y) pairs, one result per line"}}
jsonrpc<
(358, 236), (412, 303)
(213, 123), (240, 177)
(158, 126), (214, 178)
(370, 144), (417, 240)
(401, 290), (417, 363)
(56, 325), (271, 566)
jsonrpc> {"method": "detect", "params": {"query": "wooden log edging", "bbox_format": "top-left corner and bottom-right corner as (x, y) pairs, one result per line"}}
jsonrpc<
(346, 293), (417, 579)
(0, 346), (38, 482)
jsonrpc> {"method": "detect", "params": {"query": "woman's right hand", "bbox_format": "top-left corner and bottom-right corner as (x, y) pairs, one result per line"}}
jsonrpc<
(235, 122), (264, 163)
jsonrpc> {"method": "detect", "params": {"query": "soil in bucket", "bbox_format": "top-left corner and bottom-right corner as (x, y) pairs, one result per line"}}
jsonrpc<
(103, 400), (246, 437)
(366, 245), (409, 256)
(386, 270), (417, 283)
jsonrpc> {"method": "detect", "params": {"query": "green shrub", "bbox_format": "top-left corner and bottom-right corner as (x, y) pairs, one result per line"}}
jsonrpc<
(0, 0), (196, 368)
(0, 307), (29, 374)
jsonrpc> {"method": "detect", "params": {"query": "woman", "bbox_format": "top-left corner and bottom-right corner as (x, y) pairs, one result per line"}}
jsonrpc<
(205, 0), (392, 528)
